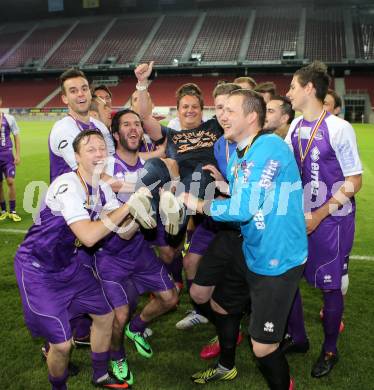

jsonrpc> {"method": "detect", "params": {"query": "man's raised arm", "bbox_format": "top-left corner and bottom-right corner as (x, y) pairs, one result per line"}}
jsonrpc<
(134, 62), (163, 141)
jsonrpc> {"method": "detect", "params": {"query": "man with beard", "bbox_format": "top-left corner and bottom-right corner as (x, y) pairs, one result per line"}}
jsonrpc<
(95, 109), (178, 384)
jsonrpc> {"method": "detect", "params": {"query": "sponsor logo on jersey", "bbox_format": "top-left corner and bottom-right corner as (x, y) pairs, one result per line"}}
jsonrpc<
(337, 141), (356, 170)
(254, 210), (265, 230)
(259, 159), (280, 189)
(323, 274), (332, 283)
(310, 147), (320, 196)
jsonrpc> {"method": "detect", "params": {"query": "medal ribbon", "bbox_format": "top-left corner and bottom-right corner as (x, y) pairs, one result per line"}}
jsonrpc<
(297, 110), (327, 170)
(68, 113), (96, 132)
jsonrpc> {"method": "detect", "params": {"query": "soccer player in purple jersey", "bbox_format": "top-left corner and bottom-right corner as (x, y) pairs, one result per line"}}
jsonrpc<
(285, 61), (363, 378)
(95, 109), (178, 384)
(48, 69), (115, 350)
(49, 68), (114, 183)
(0, 97), (21, 221)
(14, 131), (153, 389)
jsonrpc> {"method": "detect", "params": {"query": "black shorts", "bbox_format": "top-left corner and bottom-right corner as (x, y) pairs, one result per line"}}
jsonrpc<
(194, 230), (250, 314)
(247, 263), (305, 344)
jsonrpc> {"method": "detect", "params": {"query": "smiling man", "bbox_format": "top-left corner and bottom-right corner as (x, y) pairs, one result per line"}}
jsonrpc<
(95, 109), (178, 384)
(49, 68), (114, 183)
(285, 61), (362, 378)
(14, 130), (145, 389)
(179, 89), (307, 389)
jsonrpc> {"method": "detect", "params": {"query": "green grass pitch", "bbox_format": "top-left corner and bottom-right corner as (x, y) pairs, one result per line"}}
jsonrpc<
(0, 121), (373, 389)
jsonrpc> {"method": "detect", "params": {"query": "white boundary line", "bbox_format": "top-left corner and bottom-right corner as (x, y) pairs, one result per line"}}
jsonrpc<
(350, 255), (374, 261)
(0, 228), (28, 234)
(1, 228), (373, 261)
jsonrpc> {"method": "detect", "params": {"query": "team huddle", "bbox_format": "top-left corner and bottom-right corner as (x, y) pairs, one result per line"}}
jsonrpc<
(8, 59), (362, 390)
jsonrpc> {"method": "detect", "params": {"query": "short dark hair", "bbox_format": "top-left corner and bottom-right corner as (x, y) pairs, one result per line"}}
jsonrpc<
(213, 82), (241, 99)
(233, 76), (257, 89)
(270, 95), (295, 124)
(111, 109), (142, 135)
(176, 83), (204, 110)
(59, 68), (88, 94)
(326, 88), (342, 109)
(230, 89), (266, 128)
(294, 61), (330, 102)
(254, 81), (277, 97)
(72, 130), (104, 154)
(93, 84), (112, 98)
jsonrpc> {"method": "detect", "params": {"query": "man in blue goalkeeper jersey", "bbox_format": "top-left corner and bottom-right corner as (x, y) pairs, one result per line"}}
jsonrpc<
(179, 89), (307, 389)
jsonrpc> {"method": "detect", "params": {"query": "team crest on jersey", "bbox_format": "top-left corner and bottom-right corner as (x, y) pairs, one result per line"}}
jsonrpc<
(314, 129), (324, 141)
(310, 146), (320, 162)
(241, 160), (254, 183)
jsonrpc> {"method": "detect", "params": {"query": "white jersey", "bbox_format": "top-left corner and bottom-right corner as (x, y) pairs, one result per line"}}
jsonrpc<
(49, 115), (115, 182)
(285, 113), (363, 177)
(46, 172), (119, 225)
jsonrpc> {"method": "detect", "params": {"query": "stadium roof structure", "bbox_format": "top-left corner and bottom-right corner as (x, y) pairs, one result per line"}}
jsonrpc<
(1, 0), (373, 22)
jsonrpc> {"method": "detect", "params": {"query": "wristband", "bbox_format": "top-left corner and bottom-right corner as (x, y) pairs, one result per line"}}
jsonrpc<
(136, 83), (148, 91)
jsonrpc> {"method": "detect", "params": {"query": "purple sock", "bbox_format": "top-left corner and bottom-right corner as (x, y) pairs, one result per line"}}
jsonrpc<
(111, 346), (125, 361)
(9, 200), (15, 213)
(0, 201), (6, 212)
(322, 290), (343, 354)
(91, 351), (109, 382)
(287, 289), (308, 343)
(125, 280), (139, 315)
(129, 314), (148, 334)
(48, 369), (68, 390)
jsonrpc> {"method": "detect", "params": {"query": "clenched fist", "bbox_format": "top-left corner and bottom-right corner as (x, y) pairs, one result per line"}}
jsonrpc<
(135, 61), (154, 83)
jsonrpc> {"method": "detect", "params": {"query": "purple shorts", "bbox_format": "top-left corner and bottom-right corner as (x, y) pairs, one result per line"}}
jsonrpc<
(304, 215), (355, 290)
(94, 241), (174, 309)
(188, 219), (219, 256)
(149, 216), (168, 248)
(0, 151), (15, 180)
(14, 258), (112, 344)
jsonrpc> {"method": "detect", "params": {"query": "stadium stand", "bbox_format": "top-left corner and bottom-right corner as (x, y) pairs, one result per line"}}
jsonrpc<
(246, 8), (300, 61)
(44, 76), (137, 108)
(345, 74), (374, 109)
(2, 22), (73, 69)
(85, 16), (158, 65)
(141, 15), (198, 65)
(45, 19), (110, 68)
(191, 12), (248, 62)
(304, 8), (346, 62)
(0, 79), (58, 107)
(0, 24), (35, 63)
